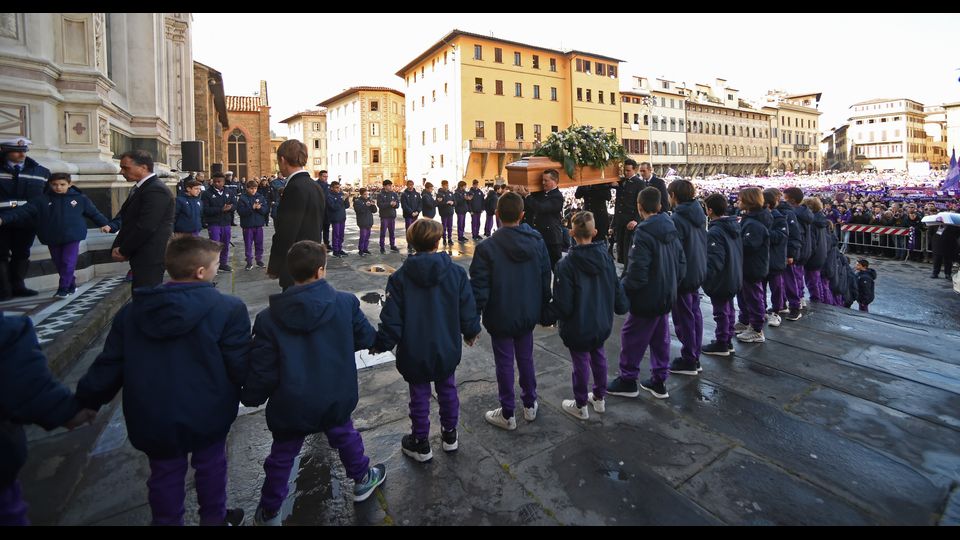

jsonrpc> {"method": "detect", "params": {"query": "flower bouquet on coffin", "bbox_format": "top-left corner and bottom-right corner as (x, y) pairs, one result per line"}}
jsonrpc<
(506, 125), (625, 191)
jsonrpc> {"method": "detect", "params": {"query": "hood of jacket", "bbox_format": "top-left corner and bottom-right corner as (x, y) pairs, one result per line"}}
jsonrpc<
(131, 283), (220, 339)
(493, 224), (545, 263)
(567, 241), (608, 276)
(673, 200), (706, 229)
(402, 251), (454, 287)
(636, 213), (679, 244)
(709, 215), (741, 240)
(268, 279), (339, 333)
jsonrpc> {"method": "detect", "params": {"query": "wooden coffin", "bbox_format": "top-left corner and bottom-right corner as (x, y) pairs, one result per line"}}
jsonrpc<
(505, 156), (620, 192)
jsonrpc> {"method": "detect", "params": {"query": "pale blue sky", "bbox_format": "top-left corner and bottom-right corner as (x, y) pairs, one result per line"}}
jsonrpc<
(193, 12), (959, 138)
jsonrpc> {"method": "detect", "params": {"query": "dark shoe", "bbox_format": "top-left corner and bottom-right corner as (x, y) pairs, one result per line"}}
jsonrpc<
(68, 283), (77, 295)
(221, 508), (245, 526)
(728, 342), (735, 353)
(390, 245), (399, 252)
(441, 428), (458, 452)
(401, 434), (433, 462)
(359, 251), (367, 257)
(256, 260), (265, 268)
(639, 377), (669, 399)
(54, 288), (69, 298)
(930, 273), (940, 278)
(702, 340), (731, 357)
(219, 264), (233, 273)
(785, 308), (802, 321)
(245, 263), (254, 270)
(669, 357), (700, 376)
(353, 464), (386, 502)
(606, 376), (639, 397)
(380, 247), (386, 254)
(332, 252), (342, 258)
(339, 251), (349, 257)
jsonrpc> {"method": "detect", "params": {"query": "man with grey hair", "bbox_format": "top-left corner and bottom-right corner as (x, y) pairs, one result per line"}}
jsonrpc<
(638, 162), (671, 214)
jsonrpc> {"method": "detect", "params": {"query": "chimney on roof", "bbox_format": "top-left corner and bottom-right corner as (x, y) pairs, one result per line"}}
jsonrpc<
(260, 80), (269, 107)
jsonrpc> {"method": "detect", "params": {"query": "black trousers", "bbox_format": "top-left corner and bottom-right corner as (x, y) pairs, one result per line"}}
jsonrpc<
(613, 225), (632, 265)
(130, 259), (166, 290)
(0, 227), (35, 262)
(932, 254), (955, 277)
(322, 219), (331, 245)
(546, 243), (562, 270)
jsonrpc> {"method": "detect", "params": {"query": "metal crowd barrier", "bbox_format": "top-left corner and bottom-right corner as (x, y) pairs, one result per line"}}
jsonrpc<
(838, 223), (928, 261)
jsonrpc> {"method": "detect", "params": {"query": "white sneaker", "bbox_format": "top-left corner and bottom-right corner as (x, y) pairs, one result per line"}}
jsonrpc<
(737, 329), (766, 343)
(777, 307), (790, 315)
(561, 399), (589, 420)
(523, 401), (538, 421)
(766, 313), (782, 327)
(733, 321), (750, 334)
(588, 392), (606, 413)
(253, 506), (282, 526)
(484, 407), (517, 431)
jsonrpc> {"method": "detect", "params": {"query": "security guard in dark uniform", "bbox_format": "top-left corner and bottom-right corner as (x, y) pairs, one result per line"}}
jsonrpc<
(611, 158), (645, 266)
(0, 138), (49, 300)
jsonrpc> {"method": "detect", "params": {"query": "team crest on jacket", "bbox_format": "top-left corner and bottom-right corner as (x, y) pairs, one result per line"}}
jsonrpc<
(70, 200), (78, 207)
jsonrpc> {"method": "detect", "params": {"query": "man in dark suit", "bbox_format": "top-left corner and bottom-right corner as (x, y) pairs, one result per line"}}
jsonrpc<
(267, 139), (325, 290)
(612, 158), (645, 265)
(639, 161), (671, 214)
(518, 168), (565, 269)
(112, 150), (175, 289)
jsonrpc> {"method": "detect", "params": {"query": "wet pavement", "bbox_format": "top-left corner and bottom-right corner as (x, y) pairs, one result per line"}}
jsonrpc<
(18, 214), (960, 525)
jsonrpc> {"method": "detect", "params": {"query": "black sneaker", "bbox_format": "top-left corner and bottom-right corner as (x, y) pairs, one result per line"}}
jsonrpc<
(784, 308), (802, 321)
(244, 263), (253, 271)
(669, 357), (700, 376)
(339, 251), (349, 257)
(727, 342), (735, 353)
(702, 340), (730, 357)
(256, 260), (265, 268)
(332, 252), (342, 258)
(401, 434), (433, 462)
(219, 264), (233, 273)
(68, 283), (77, 295)
(639, 378), (669, 399)
(54, 287), (69, 298)
(441, 428), (458, 452)
(390, 245), (399, 252)
(359, 251), (367, 257)
(606, 376), (639, 397)
(380, 247), (386, 254)
(221, 508), (245, 526)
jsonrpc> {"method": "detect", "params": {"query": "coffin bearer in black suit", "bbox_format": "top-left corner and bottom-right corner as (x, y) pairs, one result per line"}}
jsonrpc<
(267, 139), (325, 291)
(112, 150), (175, 290)
(611, 158), (644, 266)
(0, 138), (49, 299)
(516, 169), (565, 269)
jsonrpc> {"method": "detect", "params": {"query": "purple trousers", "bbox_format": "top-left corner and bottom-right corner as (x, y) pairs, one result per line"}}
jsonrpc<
(404, 217), (416, 230)
(484, 212), (498, 236)
(570, 347), (607, 407)
(242, 227), (264, 264)
(331, 221), (345, 253)
(766, 272), (785, 312)
(146, 439), (227, 526)
(49, 241), (80, 290)
(618, 313), (670, 384)
(358, 228), (371, 252)
(785, 264), (802, 310)
(804, 268), (822, 302)
(380, 218), (396, 248)
(208, 225), (231, 266)
(408, 373), (459, 439)
(737, 280), (765, 332)
(259, 421), (369, 515)
(456, 213), (467, 240)
(491, 333), (536, 419)
(441, 215), (453, 241)
(0, 480), (29, 526)
(711, 297), (736, 344)
(471, 212), (482, 238)
(671, 291), (703, 362)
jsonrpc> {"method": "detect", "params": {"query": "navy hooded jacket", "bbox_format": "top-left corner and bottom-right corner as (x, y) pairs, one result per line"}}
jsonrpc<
(552, 241), (628, 352)
(325, 190), (347, 223)
(702, 216), (743, 300)
(242, 279), (376, 439)
(201, 187), (237, 227)
(376, 189), (400, 219)
(740, 209), (771, 283)
(174, 194), (203, 233)
(436, 188), (455, 217)
(793, 203), (814, 265)
(32, 185), (109, 245)
(767, 207), (789, 274)
(469, 224), (552, 338)
(421, 189), (438, 218)
(777, 201), (802, 261)
(353, 195), (377, 229)
(75, 283), (250, 459)
(468, 187), (485, 213)
(672, 201), (708, 293)
(484, 189), (499, 213)
(453, 188), (469, 215)
(804, 212), (830, 271)
(374, 252), (481, 384)
(622, 213), (686, 317)
(1, 313), (80, 486)
(856, 268), (876, 305)
(237, 191), (270, 228)
(821, 230), (839, 281)
(400, 188), (422, 219)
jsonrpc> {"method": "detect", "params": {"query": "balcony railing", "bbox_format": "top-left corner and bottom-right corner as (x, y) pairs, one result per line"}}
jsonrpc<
(469, 139), (540, 152)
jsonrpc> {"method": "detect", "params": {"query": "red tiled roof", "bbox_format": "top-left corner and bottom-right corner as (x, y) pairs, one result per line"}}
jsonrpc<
(225, 95), (264, 112)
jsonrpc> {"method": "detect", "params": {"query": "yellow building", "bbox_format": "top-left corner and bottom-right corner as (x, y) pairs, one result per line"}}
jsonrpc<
(269, 136), (286, 177)
(619, 90), (652, 164)
(396, 29), (622, 184)
(280, 109), (327, 176)
(765, 91), (822, 174)
(318, 87), (406, 187)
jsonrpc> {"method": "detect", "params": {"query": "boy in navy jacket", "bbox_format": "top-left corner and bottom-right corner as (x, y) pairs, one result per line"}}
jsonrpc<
(400, 180), (422, 232)
(326, 181), (348, 258)
(353, 187), (377, 256)
(777, 191), (804, 321)
(784, 187), (813, 307)
(855, 258), (876, 312)
(734, 188), (770, 343)
(802, 197), (829, 304)
(436, 180), (456, 244)
(666, 180), (707, 377)
(376, 180), (400, 253)
(174, 180), (203, 238)
(237, 180), (270, 270)
(762, 188), (789, 328)
(1, 312), (94, 525)
(454, 180), (469, 242)
(607, 187), (686, 400)
(484, 184), (501, 237)
(420, 181), (438, 220)
(468, 179), (485, 240)
(75, 236), (250, 526)
(701, 194), (743, 356)
(201, 172), (237, 272)
(371, 219), (481, 461)
(469, 192), (552, 430)
(553, 211), (628, 419)
(243, 241), (385, 525)
(32, 173), (110, 297)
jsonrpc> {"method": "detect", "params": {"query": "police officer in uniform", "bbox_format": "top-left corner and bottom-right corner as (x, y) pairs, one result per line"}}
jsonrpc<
(0, 138), (49, 300)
